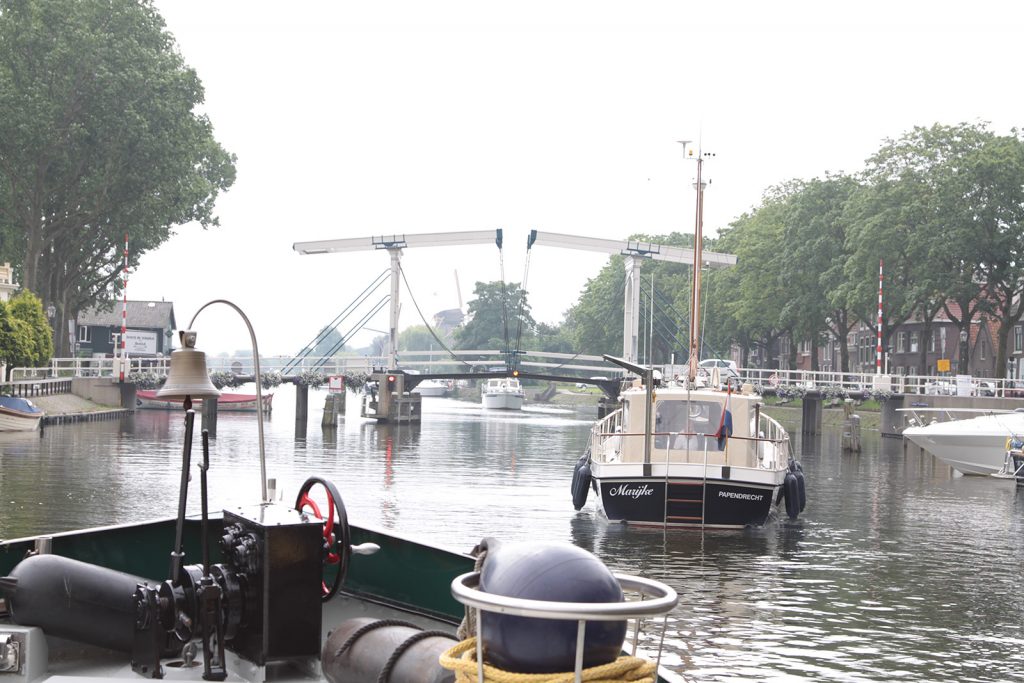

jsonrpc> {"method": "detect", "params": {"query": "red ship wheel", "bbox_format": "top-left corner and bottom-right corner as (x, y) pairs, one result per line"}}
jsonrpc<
(295, 476), (351, 601)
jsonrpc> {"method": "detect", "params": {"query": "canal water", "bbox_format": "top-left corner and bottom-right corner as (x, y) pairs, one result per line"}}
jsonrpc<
(1, 384), (1022, 681)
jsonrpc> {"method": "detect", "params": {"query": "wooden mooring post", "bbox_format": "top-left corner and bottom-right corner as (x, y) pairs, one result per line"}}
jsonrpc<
(841, 398), (861, 452)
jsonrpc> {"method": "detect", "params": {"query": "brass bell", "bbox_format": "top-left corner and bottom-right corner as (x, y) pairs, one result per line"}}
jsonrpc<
(156, 330), (221, 401)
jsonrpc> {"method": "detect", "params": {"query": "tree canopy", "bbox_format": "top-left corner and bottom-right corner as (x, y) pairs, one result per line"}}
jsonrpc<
(0, 290), (52, 374)
(0, 0), (236, 354)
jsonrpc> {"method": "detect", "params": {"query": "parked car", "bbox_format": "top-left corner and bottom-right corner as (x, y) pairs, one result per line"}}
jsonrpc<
(698, 358), (738, 372)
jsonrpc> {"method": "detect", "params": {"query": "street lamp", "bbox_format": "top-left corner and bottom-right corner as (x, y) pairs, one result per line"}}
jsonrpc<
(886, 345), (893, 374)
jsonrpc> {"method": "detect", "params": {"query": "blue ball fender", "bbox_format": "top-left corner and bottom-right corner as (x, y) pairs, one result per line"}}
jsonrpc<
(480, 541), (626, 673)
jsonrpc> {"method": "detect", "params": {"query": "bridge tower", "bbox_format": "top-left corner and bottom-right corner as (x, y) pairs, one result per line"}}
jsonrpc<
(293, 230), (501, 370)
(530, 232), (736, 365)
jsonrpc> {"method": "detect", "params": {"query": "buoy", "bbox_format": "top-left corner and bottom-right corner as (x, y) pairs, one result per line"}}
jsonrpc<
(783, 471), (800, 519)
(571, 455), (592, 510)
(479, 541), (626, 674)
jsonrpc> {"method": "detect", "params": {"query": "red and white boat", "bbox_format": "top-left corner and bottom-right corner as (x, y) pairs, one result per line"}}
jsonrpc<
(136, 390), (273, 413)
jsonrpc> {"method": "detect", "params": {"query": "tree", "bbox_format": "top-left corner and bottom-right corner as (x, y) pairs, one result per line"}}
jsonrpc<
(398, 325), (442, 353)
(0, 0), (236, 354)
(780, 175), (860, 372)
(455, 281), (534, 355)
(6, 290), (52, 367)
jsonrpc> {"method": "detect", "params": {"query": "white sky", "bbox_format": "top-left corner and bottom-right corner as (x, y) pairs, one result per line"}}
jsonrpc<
(132, 1), (1024, 356)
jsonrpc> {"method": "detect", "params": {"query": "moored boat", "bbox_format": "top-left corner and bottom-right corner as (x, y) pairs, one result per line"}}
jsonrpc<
(901, 409), (1024, 475)
(481, 377), (525, 410)
(0, 395), (44, 431)
(573, 365), (800, 528)
(570, 144), (804, 528)
(137, 389), (274, 413)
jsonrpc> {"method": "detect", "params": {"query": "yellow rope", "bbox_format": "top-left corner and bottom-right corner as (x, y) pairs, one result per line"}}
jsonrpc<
(439, 638), (657, 683)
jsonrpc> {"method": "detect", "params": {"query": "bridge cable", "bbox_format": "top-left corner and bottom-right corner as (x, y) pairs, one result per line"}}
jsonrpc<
(397, 263), (474, 369)
(283, 268), (391, 374)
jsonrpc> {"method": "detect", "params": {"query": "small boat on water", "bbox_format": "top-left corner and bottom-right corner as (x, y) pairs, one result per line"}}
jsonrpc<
(570, 145), (804, 529)
(901, 408), (1024, 475)
(411, 378), (450, 397)
(137, 389), (274, 413)
(572, 364), (800, 528)
(481, 377), (525, 410)
(0, 395), (44, 431)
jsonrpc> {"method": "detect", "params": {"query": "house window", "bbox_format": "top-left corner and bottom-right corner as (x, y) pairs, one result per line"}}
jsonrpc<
(78, 326), (91, 343)
(897, 332), (907, 353)
(910, 332), (919, 353)
(928, 331), (935, 353)
(1015, 325), (1023, 354)
(980, 339), (986, 361)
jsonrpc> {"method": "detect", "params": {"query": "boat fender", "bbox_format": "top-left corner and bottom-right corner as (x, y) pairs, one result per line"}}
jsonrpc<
(789, 460), (807, 512)
(479, 540), (626, 674)
(570, 452), (589, 491)
(0, 554), (160, 654)
(571, 458), (592, 511)
(322, 617), (458, 683)
(783, 471), (800, 520)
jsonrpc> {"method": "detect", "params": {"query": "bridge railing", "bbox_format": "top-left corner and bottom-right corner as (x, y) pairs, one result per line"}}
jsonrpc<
(736, 368), (1020, 398)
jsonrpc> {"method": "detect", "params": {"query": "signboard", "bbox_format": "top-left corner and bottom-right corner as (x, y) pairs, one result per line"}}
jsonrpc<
(124, 329), (158, 355)
(937, 358), (951, 373)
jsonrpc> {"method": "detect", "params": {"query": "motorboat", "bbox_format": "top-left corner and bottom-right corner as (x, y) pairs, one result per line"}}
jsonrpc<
(570, 146), (804, 528)
(411, 378), (449, 397)
(137, 389), (274, 413)
(901, 408), (1024, 475)
(0, 395), (44, 431)
(573, 369), (799, 528)
(481, 377), (525, 410)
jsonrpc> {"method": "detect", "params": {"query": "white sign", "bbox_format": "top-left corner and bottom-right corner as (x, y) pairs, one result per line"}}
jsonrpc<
(124, 329), (158, 355)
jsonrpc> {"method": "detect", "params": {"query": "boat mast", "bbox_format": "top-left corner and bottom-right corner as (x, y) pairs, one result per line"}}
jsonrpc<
(683, 142), (708, 383)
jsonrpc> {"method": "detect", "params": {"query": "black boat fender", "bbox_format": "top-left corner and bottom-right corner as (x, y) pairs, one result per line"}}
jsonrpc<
(571, 452), (592, 510)
(321, 616), (457, 683)
(792, 460), (807, 512)
(783, 470), (800, 520)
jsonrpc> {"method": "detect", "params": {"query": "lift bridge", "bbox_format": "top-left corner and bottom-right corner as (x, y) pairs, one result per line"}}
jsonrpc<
(290, 229), (736, 422)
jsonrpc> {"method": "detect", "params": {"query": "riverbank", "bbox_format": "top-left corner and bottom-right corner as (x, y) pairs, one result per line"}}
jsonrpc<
(31, 394), (118, 415)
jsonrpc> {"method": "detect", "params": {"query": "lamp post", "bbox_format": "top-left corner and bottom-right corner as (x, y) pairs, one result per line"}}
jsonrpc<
(959, 329), (969, 374)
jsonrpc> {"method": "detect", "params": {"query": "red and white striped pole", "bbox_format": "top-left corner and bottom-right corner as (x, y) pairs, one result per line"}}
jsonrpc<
(876, 259), (883, 375)
(120, 233), (128, 382)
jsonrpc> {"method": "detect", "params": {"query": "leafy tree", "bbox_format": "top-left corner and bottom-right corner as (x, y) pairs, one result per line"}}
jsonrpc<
(6, 290), (52, 366)
(0, 0), (236, 354)
(563, 257), (625, 357)
(0, 301), (33, 375)
(398, 325), (443, 353)
(781, 175), (860, 372)
(309, 326), (345, 357)
(455, 282), (534, 356)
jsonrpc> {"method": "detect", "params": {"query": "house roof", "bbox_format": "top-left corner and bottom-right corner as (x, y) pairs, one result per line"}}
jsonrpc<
(78, 301), (176, 330)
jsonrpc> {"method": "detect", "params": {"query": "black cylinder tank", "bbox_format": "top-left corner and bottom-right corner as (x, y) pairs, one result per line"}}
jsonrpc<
(321, 617), (456, 683)
(1, 554), (151, 652)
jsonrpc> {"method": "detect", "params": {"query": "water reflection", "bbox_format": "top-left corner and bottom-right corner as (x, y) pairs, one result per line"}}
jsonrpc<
(1, 387), (1023, 680)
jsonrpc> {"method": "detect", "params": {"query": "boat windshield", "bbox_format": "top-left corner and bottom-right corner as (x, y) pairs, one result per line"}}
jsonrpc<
(654, 399), (724, 451)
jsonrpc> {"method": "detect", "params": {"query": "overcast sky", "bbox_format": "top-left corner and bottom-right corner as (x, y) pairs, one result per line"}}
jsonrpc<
(132, 1), (1024, 356)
